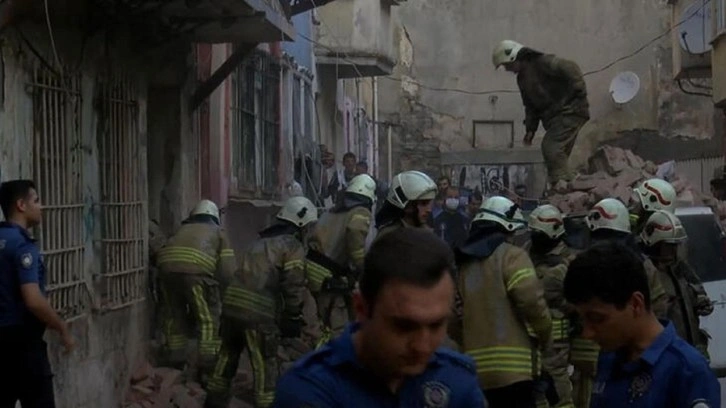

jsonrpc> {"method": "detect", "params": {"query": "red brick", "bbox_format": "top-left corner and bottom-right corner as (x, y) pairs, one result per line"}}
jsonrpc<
(567, 192), (590, 213)
(613, 168), (642, 189)
(588, 145), (629, 175)
(625, 149), (645, 169)
(131, 361), (154, 385)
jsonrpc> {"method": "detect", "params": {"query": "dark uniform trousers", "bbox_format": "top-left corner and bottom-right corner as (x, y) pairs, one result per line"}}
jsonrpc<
(0, 326), (55, 408)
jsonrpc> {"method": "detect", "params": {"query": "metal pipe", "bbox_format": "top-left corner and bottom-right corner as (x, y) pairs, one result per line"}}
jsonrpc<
(372, 77), (379, 178)
(387, 124), (392, 181)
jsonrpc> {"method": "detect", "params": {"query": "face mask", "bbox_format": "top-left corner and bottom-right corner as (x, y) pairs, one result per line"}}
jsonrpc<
(445, 198), (460, 210)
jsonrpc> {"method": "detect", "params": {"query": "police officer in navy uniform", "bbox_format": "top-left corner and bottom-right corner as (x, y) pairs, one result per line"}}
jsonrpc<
(0, 180), (75, 408)
(273, 228), (487, 407)
(563, 241), (720, 408)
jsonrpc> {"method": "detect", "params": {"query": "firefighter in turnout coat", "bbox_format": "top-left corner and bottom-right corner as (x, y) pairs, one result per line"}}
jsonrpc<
(493, 40), (589, 185)
(307, 174), (377, 337)
(629, 178), (677, 236)
(455, 196), (552, 408)
(528, 205), (575, 408)
(374, 170), (437, 240)
(157, 200), (236, 378)
(641, 210), (714, 359)
(205, 197), (317, 408)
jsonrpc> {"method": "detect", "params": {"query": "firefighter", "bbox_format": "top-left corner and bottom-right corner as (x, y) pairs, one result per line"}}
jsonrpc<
(528, 205), (575, 408)
(629, 178), (677, 235)
(455, 196), (552, 407)
(569, 198), (668, 408)
(492, 40), (589, 188)
(307, 174), (377, 338)
(205, 196), (317, 408)
(640, 210), (714, 358)
(374, 170), (438, 239)
(156, 200), (236, 380)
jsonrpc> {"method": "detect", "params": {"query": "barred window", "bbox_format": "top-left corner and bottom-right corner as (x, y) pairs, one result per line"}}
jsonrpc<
(30, 66), (86, 320)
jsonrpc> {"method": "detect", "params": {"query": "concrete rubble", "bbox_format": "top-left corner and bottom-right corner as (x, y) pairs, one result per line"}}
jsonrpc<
(547, 145), (719, 215)
(123, 361), (255, 408)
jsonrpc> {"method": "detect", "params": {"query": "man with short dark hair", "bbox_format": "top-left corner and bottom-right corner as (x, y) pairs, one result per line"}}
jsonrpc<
(0, 179), (75, 408)
(327, 152), (357, 204)
(272, 228), (487, 407)
(564, 241), (720, 408)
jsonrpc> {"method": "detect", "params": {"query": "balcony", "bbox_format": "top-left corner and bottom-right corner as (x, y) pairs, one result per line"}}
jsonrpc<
(670, 0), (712, 79)
(314, 0), (404, 78)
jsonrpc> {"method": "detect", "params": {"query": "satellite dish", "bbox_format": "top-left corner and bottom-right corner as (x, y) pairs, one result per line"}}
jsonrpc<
(609, 71), (640, 105)
(678, 0), (712, 54)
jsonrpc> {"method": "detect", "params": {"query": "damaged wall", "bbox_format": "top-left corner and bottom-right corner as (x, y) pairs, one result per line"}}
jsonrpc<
(378, 0), (718, 180)
(0, 23), (155, 407)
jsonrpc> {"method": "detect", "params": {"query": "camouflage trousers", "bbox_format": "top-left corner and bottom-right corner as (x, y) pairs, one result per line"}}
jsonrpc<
(205, 322), (315, 408)
(158, 273), (222, 377)
(542, 115), (588, 184)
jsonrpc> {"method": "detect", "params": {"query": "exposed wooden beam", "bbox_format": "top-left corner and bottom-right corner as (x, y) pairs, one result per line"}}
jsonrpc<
(189, 42), (256, 112)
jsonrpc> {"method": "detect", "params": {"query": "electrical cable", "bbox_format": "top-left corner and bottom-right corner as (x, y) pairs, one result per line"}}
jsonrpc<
(44, 0), (63, 72)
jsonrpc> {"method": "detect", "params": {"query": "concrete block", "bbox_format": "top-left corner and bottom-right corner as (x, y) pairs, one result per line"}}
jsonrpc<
(567, 192), (590, 213)
(588, 145), (629, 175)
(613, 168), (643, 189)
(625, 149), (645, 169)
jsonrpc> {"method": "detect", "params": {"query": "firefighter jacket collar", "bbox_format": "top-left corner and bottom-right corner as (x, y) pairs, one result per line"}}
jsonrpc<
(457, 231), (507, 260)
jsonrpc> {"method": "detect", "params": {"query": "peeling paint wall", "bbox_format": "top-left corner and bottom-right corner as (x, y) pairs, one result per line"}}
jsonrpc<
(378, 0), (718, 179)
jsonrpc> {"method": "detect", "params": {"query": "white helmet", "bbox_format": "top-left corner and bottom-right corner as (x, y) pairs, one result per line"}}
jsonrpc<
(277, 196), (318, 227)
(191, 199), (220, 222)
(493, 40), (524, 68)
(633, 178), (676, 213)
(386, 170), (437, 209)
(529, 204), (565, 239)
(587, 198), (631, 234)
(640, 210), (687, 246)
(473, 196), (527, 232)
(346, 174), (377, 202)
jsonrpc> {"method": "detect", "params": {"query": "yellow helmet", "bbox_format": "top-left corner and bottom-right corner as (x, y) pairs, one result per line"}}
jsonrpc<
(493, 40), (524, 68)
(529, 204), (565, 239)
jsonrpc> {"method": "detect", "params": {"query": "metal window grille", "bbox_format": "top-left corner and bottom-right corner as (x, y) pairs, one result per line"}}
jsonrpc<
(30, 67), (86, 320)
(97, 74), (146, 310)
(231, 51), (280, 197)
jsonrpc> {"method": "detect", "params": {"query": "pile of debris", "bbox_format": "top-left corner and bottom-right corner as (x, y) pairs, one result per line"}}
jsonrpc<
(547, 145), (708, 214)
(123, 361), (253, 408)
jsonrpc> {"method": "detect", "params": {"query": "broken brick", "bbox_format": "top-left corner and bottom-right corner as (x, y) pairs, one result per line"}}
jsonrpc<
(625, 149), (645, 169)
(131, 361), (154, 385)
(588, 145), (630, 175)
(644, 161), (658, 175)
(671, 177), (688, 194)
(613, 168), (642, 189)
(567, 192), (590, 213)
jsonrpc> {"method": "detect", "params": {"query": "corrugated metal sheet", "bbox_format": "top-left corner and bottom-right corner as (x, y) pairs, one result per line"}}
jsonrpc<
(675, 156), (725, 193)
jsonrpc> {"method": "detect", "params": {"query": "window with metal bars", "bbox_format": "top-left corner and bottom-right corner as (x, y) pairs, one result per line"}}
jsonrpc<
(231, 50), (281, 197)
(30, 66), (86, 320)
(96, 73), (146, 310)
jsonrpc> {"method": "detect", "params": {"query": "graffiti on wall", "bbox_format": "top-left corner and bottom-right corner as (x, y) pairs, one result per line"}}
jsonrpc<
(453, 164), (531, 196)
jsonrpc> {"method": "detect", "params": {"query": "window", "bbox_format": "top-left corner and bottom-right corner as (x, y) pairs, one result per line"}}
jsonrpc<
(96, 73), (146, 310)
(231, 51), (281, 197)
(30, 66), (86, 320)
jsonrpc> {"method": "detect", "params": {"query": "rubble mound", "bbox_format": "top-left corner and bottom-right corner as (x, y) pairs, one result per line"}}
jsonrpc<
(547, 145), (707, 214)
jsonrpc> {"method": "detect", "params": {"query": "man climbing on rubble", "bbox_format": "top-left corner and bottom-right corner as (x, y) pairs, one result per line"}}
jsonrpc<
(527, 204), (575, 408)
(629, 178), (677, 235)
(205, 196), (318, 408)
(640, 210), (714, 359)
(454, 196), (552, 407)
(374, 170), (438, 239)
(307, 174), (377, 338)
(492, 40), (589, 191)
(156, 199), (237, 383)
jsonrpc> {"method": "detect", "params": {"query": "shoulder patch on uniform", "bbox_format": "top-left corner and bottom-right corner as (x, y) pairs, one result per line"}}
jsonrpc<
(422, 381), (450, 408)
(20, 252), (33, 269)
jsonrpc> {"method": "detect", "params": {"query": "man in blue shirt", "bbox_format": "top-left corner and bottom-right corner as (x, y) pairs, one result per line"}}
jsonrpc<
(0, 180), (75, 408)
(563, 241), (720, 408)
(272, 227), (487, 407)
